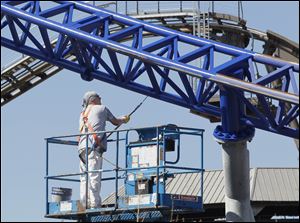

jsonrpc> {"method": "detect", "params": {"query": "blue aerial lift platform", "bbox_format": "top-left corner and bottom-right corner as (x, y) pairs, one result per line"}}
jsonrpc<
(44, 125), (205, 222)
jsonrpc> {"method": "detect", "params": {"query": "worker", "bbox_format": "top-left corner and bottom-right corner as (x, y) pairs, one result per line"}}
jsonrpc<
(78, 91), (130, 209)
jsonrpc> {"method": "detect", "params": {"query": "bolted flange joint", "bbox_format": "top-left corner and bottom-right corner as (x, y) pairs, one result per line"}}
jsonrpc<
(213, 125), (255, 144)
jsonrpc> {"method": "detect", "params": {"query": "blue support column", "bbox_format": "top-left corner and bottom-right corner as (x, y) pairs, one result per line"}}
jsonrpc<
(214, 86), (255, 222)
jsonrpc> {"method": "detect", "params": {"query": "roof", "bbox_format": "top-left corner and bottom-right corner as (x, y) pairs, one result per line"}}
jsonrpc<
(103, 168), (299, 205)
(250, 168), (299, 202)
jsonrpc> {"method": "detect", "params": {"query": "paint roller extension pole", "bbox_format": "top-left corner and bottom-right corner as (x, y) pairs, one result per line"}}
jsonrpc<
(106, 95), (148, 139)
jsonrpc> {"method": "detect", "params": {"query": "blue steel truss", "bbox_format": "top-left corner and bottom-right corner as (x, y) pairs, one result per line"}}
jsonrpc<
(1, 1), (299, 139)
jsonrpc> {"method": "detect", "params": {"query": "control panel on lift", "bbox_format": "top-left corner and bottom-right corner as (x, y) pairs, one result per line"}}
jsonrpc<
(118, 125), (203, 211)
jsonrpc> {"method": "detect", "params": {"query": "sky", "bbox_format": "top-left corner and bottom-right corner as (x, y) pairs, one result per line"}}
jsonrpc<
(1, 1), (299, 222)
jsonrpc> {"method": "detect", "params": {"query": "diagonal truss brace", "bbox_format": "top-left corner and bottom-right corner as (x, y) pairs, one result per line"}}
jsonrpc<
(1, 1), (299, 138)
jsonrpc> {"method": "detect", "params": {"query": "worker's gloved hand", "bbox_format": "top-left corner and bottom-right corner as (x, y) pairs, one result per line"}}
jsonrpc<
(123, 115), (130, 124)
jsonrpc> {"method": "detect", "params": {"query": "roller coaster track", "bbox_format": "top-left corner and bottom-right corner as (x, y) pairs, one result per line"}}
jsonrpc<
(1, 6), (298, 106)
(1, 1), (299, 139)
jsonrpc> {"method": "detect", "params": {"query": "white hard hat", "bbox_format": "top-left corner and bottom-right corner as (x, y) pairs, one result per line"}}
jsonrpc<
(82, 91), (100, 108)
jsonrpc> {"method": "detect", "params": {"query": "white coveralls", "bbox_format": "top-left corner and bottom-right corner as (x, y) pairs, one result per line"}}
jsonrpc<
(79, 150), (102, 208)
(78, 104), (116, 208)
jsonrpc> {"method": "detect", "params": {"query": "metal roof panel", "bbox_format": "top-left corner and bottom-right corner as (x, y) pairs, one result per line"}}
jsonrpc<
(102, 168), (299, 205)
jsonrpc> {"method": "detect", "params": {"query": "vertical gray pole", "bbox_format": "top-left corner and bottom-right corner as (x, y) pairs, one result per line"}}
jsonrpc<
(220, 140), (255, 222)
(238, 1), (241, 21)
(46, 140), (49, 215)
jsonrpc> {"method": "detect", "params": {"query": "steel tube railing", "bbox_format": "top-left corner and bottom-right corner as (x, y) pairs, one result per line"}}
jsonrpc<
(44, 125), (205, 215)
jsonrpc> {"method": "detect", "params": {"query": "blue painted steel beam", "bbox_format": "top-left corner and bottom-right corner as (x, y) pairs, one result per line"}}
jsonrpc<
(108, 24), (142, 41)
(254, 65), (292, 85)
(178, 44), (213, 63)
(1, 2), (298, 103)
(210, 54), (251, 75)
(1, 1), (299, 139)
(39, 2), (72, 18)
